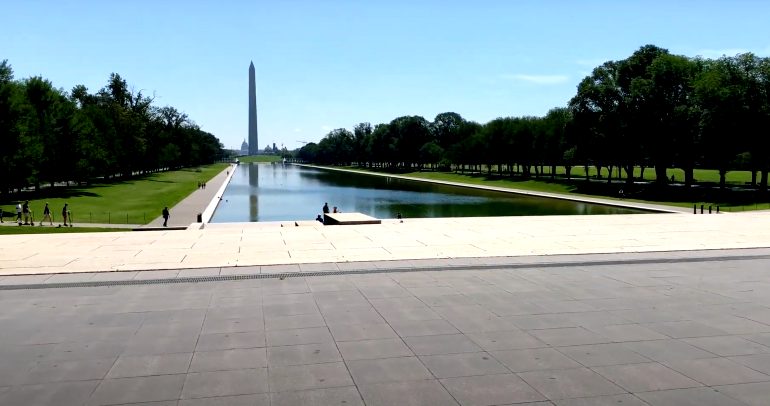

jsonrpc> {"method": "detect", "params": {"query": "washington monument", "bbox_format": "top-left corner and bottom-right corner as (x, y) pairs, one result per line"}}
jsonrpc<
(248, 61), (258, 155)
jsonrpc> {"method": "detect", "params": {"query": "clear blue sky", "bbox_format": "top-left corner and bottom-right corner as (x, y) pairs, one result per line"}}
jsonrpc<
(2, 1), (768, 151)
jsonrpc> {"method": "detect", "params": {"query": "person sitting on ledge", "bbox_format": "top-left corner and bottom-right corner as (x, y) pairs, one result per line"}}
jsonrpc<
(333, 206), (339, 213)
(316, 214), (324, 224)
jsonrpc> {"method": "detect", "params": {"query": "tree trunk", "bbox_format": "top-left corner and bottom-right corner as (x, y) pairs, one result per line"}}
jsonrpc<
(751, 171), (757, 187)
(551, 165), (556, 180)
(684, 167), (694, 186)
(761, 169), (768, 192)
(607, 166), (613, 183)
(655, 165), (668, 184)
(719, 169), (727, 189)
(640, 166), (645, 181)
(624, 166), (634, 185)
(594, 165), (602, 179)
(566, 166), (572, 182)
(584, 165), (590, 182)
(534, 166), (540, 179)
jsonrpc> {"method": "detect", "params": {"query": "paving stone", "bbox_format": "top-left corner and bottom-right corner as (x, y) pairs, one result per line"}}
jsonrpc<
(0, 381), (99, 406)
(179, 393), (269, 405)
(490, 348), (582, 372)
(346, 357), (433, 384)
(376, 306), (442, 322)
(123, 335), (199, 356)
(24, 357), (116, 384)
(620, 339), (716, 361)
(106, 353), (192, 378)
(266, 327), (333, 347)
(518, 368), (626, 400)
(201, 317), (264, 334)
(134, 321), (203, 338)
(728, 353), (770, 375)
(529, 327), (610, 347)
(713, 382), (770, 406)
(403, 334), (482, 356)
(419, 352), (509, 378)
(636, 386), (749, 406)
(584, 323), (670, 342)
(662, 357), (770, 386)
(592, 362), (702, 392)
(49, 340), (128, 361)
(563, 311), (632, 327)
(557, 343), (650, 367)
(266, 342), (342, 367)
(552, 394), (655, 406)
(328, 323), (398, 341)
(189, 348), (267, 372)
(196, 331), (266, 351)
(265, 313), (326, 330)
(271, 386), (363, 406)
(682, 336), (770, 356)
(206, 305), (263, 320)
(320, 308), (385, 325)
(338, 338), (414, 361)
(609, 308), (684, 323)
(358, 379), (458, 406)
(269, 362), (353, 392)
(641, 321), (729, 339)
(181, 368), (269, 399)
(440, 374), (546, 406)
(465, 331), (547, 351)
(388, 319), (460, 337)
(89, 374), (186, 405)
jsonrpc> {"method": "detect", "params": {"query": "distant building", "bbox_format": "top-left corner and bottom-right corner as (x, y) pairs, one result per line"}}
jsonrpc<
(272, 143), (277, 152)
(240, 139), (249, 156)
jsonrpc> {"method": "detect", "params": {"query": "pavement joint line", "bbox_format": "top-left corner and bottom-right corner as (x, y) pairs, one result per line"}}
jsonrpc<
(2, 252), (768, 291)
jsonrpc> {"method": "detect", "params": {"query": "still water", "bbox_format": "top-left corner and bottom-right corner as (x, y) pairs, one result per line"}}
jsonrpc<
(210, 164), (649, 223)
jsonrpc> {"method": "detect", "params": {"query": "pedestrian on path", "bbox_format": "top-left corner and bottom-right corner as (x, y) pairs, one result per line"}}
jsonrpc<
(203, 182), (206, 189)
(0, 207), (4, 223)
(22, 200), (31, 225)
(198, 181), (201, 189)
(15, 202), (21, 222)
(61, 203), (69, 227)
(40, 202), (53, 225)
(162, 206), (170, 227)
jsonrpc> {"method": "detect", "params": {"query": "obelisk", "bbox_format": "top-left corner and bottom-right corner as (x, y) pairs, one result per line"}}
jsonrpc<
(248, 61), (258, 155)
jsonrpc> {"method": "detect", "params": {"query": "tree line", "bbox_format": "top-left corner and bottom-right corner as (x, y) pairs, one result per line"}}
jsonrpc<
(298, 45), (770, 190)
(0, 59), (224, 195)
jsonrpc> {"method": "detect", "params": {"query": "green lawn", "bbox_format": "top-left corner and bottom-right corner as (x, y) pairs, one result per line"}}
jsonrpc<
(0, 226), (128, 235)
(0, 163), (227, 225)
(326, 165), (770, 212)
(238, 155), (282, 163)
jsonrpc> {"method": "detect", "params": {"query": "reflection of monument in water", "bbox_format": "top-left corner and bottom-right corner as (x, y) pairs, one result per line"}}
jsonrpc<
(248, 164), (259, 221)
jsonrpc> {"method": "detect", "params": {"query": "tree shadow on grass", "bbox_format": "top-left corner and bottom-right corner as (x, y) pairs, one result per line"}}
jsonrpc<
(356, 167), (770, 207)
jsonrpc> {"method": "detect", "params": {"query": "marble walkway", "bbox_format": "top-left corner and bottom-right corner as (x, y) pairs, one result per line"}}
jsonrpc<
(1, 251), (769, 405)
(1, 211), (770, 276)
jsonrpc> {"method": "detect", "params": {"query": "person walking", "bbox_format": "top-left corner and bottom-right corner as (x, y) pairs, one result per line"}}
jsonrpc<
(61, 203), (69, 227)
(15, 202), (22, 222)
(162, 206), (170, 227)
(22, 200), (31, 225)
(40, 202), (53, 225)
(198, 181), (201, 189)
(323, 203), (330, 214)
(0, 206), (4, 223)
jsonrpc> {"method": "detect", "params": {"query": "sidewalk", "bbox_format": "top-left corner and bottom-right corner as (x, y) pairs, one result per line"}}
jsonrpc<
(145, 165), (232, 227)
(0, 221), (139, 229)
